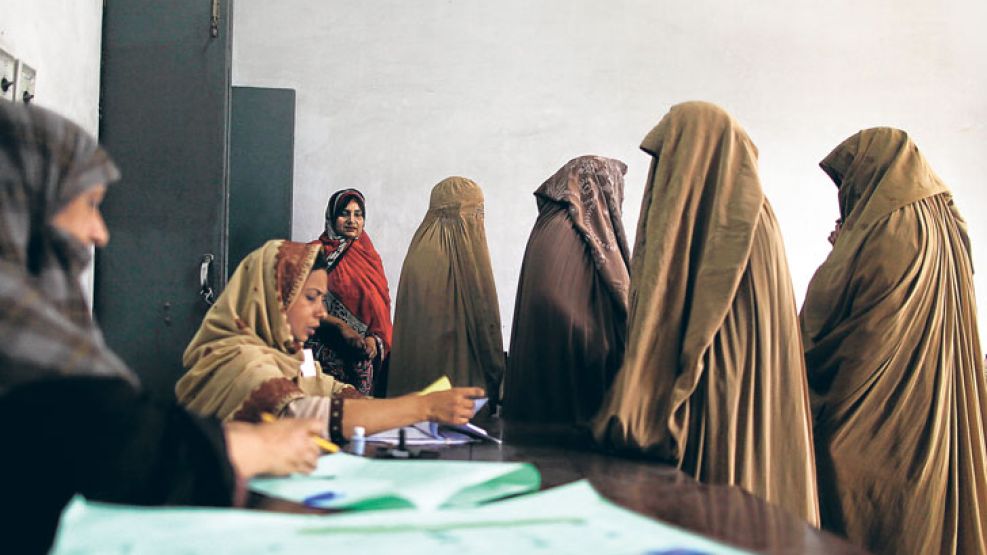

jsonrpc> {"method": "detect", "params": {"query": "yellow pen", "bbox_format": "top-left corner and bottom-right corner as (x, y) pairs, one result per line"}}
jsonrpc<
(260, 412), (340, 453)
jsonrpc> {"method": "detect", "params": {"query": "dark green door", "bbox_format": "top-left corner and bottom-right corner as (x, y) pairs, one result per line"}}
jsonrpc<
(95, 0), (232, 399)
(229, 86), (295, 273)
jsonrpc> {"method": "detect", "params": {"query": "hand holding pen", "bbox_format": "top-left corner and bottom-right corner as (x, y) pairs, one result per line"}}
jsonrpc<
(224, 417), (324, 477)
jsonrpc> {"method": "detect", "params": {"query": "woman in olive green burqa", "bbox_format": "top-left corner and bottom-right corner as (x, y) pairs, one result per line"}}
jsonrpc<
(594, 101), (820, 525)
(802, 128), (987, 554)
(387, 177), (505, 398)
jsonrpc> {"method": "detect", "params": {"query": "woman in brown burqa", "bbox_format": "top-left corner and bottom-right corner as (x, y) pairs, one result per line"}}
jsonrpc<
(502, 155), (630, 424)
(387, 177), (506, 398)
(802, 128), (987, 554)
(593, 101), (820, 525)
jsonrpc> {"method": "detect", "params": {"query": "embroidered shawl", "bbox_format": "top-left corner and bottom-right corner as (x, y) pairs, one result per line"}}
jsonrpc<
(177, 240), (348, 421)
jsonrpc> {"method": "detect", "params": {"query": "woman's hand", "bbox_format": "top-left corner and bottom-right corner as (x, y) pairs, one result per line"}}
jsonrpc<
(335, 321), (365, 351)
(421, 387), (485, 425)
(827, 219), (842, 246)
(363, 336), (378, 359)
(224, 418), (323, 478)
(321, 314), (365, 352)
(341, 387), (486, 437)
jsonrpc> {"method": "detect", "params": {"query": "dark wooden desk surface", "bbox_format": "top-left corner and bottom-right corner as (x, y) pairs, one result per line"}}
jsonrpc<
(427, 415), (866, 555)
(254, 415), (869, 555)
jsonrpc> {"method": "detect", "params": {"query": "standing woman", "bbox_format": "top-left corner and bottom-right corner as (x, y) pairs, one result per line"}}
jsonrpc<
(802, 128), (987, 554)
(306, 189), (392, 396)
(502, 156), (630, 424)
(593, 102), (820, 525)
(387, 177), (506, 398)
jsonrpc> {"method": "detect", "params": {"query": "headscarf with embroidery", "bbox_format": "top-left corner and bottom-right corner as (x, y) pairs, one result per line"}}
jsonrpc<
(503, 156), (630, 424)
(535, 155), (631, 307)
(177, 240), (350, 421)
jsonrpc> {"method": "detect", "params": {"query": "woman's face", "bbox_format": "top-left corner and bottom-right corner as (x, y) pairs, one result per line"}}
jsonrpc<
(51, 185), (110, 248)
(333, 199), (365, 239)
(286, 269), (328, 342)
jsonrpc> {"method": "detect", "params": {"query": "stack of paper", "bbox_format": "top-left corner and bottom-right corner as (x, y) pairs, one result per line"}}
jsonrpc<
(51, 480), (750, 554)
(249, 453), (540, 510)
(367, 398), (499, 446)
(364, 421), (475, 446)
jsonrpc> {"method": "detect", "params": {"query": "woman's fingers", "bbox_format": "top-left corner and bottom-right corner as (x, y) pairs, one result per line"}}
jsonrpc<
(461, 387), (486, 398)
(303, 418), (325, 436)
(299, 445), (319, 473)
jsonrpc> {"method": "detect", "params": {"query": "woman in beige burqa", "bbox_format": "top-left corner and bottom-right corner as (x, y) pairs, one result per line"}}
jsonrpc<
(387, 177), (506, 398)
(802, 128), (987, 554)
(503, 155), (630, 424)
(593, 101), (820, 525)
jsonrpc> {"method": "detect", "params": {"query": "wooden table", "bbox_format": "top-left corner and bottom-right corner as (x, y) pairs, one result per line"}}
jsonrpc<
(254, 415), (869, 555)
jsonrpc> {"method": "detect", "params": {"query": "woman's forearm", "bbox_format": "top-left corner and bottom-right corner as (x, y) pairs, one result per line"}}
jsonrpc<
(338, 387), (484, 440)
(322, 314), (348, 329)
(339, 395), (427, 439)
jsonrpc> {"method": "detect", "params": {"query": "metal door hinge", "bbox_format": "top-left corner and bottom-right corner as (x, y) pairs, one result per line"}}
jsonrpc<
(210, 0), (221, 38)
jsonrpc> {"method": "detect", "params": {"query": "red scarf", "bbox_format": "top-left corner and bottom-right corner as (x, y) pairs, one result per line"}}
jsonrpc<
(315, 231), (393, 351)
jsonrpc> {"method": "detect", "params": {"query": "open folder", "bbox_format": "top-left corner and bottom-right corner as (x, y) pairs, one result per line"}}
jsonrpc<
(248, 453), (540, 511)
(52, 480), (749, 554)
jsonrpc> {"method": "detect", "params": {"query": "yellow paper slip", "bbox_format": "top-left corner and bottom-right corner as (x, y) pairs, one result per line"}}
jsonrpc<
(417, 375), (452, 395)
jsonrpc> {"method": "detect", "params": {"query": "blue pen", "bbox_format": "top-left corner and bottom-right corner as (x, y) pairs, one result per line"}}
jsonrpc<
(304, 490), (344, 507)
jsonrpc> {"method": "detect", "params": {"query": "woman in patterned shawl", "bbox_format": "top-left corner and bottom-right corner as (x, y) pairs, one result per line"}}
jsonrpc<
(502, 156), (630, 424)
(177, 239), (481, 442)
(306, 189), (392, 396)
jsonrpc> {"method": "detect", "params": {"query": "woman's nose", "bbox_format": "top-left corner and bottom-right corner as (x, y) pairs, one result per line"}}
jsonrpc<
(92, 213), (110, 247)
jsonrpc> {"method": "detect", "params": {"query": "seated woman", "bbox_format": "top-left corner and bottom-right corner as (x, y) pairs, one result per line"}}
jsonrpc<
(0, 101), (321, 553)
(176, 239), (482, 442)
(387, 177), (506, 399)
(802, 128), (987, 554)
(305, 189), (392, 396)
(502, 156), (630, 425)
(592, 102), (820, 525)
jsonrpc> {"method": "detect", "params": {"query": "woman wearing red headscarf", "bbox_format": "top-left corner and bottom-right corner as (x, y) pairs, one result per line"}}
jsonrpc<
(306, 189), (393, 396)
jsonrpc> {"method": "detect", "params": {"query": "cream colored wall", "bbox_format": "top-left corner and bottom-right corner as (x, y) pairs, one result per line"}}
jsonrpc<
(232, 0), (987, 346)
(0, 0), (105, 306)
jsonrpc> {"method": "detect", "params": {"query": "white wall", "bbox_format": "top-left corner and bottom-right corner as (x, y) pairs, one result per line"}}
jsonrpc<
(233, 0), (987, 347)
(0, 0), (106, 305)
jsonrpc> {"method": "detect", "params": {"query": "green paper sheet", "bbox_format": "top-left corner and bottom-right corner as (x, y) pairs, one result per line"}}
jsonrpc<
(249, 453), (541, 510)
(51, 480), (751, 554)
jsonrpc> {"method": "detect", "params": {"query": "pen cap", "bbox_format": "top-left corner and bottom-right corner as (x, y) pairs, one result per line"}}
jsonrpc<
(351, 426), (366, 456)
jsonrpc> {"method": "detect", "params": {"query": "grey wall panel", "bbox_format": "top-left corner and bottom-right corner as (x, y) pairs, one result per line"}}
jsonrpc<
(229, 86), (295, 273)
(96, 0), (232, 399)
